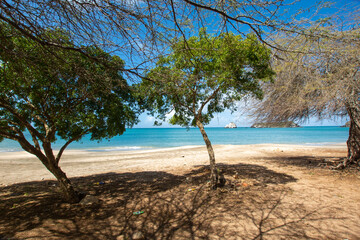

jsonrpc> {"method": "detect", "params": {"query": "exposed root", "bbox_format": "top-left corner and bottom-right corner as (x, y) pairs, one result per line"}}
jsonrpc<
(322, 157), (360, 170)
(329, 162), (346, 170)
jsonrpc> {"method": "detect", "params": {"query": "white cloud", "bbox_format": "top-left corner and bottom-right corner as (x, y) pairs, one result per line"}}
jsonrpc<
(146, 116), (155, 122)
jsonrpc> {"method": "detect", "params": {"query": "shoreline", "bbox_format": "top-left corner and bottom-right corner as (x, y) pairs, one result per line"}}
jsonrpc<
(0, 143), (347, 186)
(0, 141), (347, 154)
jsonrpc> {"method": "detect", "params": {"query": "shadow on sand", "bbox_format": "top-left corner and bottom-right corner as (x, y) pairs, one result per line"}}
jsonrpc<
(0, 162), (345, 239)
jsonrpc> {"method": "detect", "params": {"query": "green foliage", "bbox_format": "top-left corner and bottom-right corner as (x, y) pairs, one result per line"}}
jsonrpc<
(0, 21), (138, 145)
(137, 29), (274, 127)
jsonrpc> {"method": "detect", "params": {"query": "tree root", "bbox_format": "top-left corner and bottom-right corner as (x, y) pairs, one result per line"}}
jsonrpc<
(323, 157), (360, 170)
(329, 162), (346, 170)
(318, 157), (360, 170)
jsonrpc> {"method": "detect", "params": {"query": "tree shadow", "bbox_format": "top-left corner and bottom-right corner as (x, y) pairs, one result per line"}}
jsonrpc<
(267, 155), (323, 168)
(211, 188), (348, 240)
(0, 171), (186, 238)
(187, 162), (297, 186)
(263, 155), (355, 171)
(0, 164), (350, 239)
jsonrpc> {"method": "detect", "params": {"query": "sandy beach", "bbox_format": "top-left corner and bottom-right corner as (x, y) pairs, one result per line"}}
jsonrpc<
(1, 144), (360, 239)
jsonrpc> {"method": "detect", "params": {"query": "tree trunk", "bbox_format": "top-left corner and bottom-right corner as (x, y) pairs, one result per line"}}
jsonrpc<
(48, 164), (82, 203)
(196, 120), (218, 189)
(39, 141), (82, 203)
(345, 102), (360, 167)
(18, 140), (82, 203)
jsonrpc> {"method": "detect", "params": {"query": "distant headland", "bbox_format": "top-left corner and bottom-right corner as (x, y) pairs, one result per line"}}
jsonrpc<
(251, 121), (300, 128)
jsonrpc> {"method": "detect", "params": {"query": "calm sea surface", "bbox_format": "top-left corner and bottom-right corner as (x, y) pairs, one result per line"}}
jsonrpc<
(0, 126), (349, 152)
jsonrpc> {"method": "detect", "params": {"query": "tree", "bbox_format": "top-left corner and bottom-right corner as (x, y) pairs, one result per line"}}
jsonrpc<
(0, 0), (321, 80)
(0, 22), (138, 203)
(253, 17), (360, 168)
(137, 30), (274, 188)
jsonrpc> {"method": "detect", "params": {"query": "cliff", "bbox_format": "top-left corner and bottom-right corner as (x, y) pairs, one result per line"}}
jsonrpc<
(341, 121), (350, 127)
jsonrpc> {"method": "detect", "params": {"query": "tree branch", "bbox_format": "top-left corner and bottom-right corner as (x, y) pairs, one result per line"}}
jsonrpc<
(0, 128), (44, 158)
(0, 99), (45, 142)
(55, 128), (92, 164)
(198, 85), (222, 115)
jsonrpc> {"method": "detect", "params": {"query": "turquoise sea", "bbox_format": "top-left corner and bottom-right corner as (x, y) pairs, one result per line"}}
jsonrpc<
(0, 126), (349, 152)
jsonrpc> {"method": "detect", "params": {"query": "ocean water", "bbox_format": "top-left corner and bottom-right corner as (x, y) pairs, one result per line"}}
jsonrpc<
(0, 126), (349, 152)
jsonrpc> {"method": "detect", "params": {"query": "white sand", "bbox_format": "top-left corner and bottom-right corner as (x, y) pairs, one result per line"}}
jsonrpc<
(0, 143), (347, 185)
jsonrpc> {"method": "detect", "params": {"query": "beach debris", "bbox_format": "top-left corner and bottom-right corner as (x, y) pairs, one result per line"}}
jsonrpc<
(133, 210), (144, 215)
(233, 182), (250, 189)
(47, 181), (57, 187)
(95, 181), (105, 185)
(79, 195), (100, 205)
(187, 188), (196, 192)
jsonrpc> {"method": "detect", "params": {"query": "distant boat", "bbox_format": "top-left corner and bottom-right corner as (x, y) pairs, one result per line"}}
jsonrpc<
(225, 122), (237, 128)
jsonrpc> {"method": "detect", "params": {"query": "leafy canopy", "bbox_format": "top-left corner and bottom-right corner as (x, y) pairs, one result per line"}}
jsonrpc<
(138, 30), (274, 127)
(0, 22), (138, 146)
(254, 21), (360, 123)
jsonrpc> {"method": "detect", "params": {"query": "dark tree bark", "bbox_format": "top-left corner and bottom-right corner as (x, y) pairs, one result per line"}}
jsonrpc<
(37, 145), (81, 203)
(345, 101), (360, 167)
(16, 136), (82, 203)
(47, 164), (81, 203)
(196, 119), (218, 189)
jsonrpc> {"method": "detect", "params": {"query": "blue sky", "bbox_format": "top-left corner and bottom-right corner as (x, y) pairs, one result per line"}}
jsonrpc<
(134, 0), (357, 128)
(135, 109), (349, 128)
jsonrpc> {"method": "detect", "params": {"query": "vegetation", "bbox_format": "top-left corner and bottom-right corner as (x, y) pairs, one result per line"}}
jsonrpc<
(250, 121), (300, 128)
(0, 22), (138, 202)
(0, 0), (318, 78)
(1, 0), (356, 202)
(253, 17), (360, 168)
(137, 30), (274, 188)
